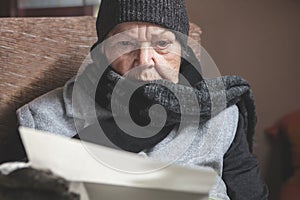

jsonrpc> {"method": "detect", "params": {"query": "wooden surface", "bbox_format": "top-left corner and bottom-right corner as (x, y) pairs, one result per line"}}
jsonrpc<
(0, 16), (96, 110)
(0, 16), (97, 162)
(0, 16), (202, 163)
(18, 6), (94, 17)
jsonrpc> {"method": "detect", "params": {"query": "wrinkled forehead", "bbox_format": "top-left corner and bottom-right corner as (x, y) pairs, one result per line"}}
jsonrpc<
(107, 22), (177, 41)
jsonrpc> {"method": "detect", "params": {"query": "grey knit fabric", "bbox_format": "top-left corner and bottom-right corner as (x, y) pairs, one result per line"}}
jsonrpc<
(17, 80), (239, 199)
(79, 65), (256, 152)
(139, 105), (239, 200)
(94, 0), (189, 45)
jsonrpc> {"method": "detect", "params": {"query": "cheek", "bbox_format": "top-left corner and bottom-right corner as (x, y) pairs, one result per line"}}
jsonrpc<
(108, 54), (135, 75)
(155, 53), (181, 72)
(167, 54), (181, 73)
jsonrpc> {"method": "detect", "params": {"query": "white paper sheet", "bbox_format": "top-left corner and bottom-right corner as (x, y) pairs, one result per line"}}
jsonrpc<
(19, 126), (217, 200)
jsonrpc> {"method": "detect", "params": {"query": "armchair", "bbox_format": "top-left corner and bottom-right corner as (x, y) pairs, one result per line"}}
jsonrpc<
(0, 16), (202, 163)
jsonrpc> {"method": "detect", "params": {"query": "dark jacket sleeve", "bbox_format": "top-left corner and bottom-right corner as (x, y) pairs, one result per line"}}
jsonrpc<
(222, 113), (269, 200)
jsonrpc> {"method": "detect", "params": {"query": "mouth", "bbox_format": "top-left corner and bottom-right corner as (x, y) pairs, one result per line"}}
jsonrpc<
(123, 65), (163, 82)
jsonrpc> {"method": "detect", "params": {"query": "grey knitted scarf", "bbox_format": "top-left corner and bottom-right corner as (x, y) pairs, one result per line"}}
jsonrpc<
(76, 53), (257, 152)
(96, 68), (256, 146)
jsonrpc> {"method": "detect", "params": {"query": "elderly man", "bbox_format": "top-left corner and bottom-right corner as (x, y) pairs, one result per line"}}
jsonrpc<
(1, 0), (268, 199)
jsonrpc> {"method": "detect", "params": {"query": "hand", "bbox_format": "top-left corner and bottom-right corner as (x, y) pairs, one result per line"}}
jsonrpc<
(0, 165), (79, 200)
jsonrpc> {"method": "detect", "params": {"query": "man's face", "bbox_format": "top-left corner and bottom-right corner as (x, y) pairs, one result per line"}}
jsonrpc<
(103, 22), (182, 83)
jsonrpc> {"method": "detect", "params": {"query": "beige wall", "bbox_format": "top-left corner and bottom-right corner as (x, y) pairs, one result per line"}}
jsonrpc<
(186, 0), (300, 199)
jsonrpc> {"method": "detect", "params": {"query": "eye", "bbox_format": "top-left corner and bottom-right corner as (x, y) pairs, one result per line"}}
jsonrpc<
(154, 40), (171, 49)
(119, 41), (133, 46)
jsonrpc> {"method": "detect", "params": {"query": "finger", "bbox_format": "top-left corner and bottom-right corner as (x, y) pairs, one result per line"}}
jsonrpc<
(0, 186), (80, 200)
(1, 168), (69, 194)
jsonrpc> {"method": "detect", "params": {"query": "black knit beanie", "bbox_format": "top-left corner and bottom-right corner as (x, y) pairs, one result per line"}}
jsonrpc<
(91, 0), (189, 50)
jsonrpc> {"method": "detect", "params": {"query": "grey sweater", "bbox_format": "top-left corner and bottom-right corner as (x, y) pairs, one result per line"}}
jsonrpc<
(17, 77), (242, 199)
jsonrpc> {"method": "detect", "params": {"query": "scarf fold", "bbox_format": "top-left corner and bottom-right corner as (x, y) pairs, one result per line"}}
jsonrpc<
(76, 55), (256, 152)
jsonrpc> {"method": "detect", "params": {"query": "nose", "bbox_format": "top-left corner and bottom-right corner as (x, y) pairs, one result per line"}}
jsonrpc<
(134, 46), (155, 67)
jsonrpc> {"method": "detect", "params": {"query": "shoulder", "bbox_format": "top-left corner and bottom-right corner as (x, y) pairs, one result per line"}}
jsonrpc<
(18, 87), (64, 115)
(16, 87), (77, 137)
(211, 105), (239, 149)
(217, 105), (239, 124)
(186, 105), (240, 159)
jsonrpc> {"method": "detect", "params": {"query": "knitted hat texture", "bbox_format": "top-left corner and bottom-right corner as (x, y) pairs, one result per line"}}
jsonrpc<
(94, 0), (189, 46)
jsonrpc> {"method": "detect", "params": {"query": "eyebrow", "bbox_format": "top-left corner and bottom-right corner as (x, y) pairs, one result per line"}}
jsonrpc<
(113, 30), (175, 40)
(151, 31), (176, 38)
(150, 30), (171, 36)
(107, 27), (174, 37)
